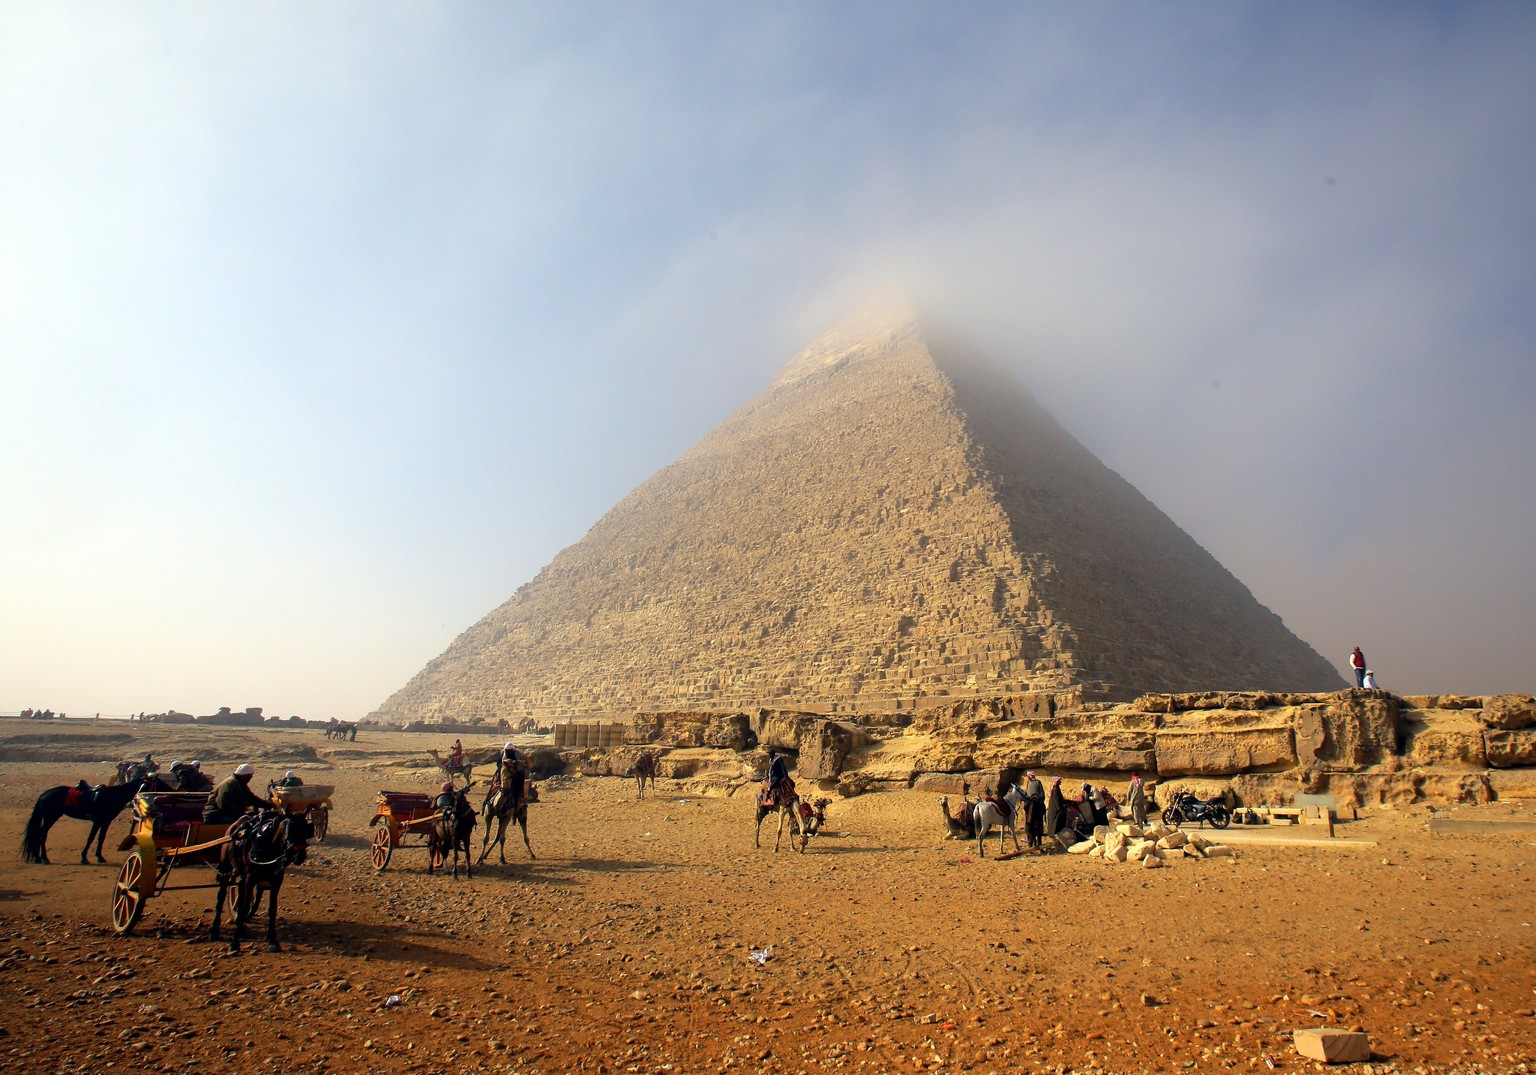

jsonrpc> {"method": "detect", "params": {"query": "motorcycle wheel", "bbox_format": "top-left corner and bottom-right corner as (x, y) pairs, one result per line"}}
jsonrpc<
(1162, 806), (1182, 826)
(1208, 807), (1230, 829)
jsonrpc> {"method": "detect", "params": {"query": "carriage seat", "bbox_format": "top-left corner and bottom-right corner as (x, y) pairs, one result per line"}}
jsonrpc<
(378, 791), (434, 812)
(145, 793), (212, 837)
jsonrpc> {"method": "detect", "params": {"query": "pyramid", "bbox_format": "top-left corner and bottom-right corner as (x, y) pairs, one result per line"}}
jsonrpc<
(372, 310), (1341, 724)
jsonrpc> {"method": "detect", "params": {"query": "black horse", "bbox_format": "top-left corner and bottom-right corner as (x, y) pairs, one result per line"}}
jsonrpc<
(429, 786), (477, 880)
(210, 809), (313, 953)
(22, 770), (168, 864)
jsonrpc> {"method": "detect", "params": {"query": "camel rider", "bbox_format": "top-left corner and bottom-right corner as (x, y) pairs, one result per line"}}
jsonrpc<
(178, 760), (213, 793)
(277, 770), (304, 788)
(492, 742), (528, 806)
(449, 739), (465, 771)
(203, 764), (270, 824)
(763, 750), (794, 807)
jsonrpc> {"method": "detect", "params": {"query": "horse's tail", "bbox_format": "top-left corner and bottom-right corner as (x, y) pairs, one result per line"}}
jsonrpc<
(21, 796), (52, 863)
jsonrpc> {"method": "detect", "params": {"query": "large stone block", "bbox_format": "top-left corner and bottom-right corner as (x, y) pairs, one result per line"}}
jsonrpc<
(1295, 695), (1400, 770)
(632, 711), (753, 751)
(1403, 715), (1488, 769)
(1479, 694), (1536, 731)
(1484, 729), (1536, 769)
(1293, 1028), (1370, 1063)
(1154, 727), (1296, 776)
(798, 720), (868, 780)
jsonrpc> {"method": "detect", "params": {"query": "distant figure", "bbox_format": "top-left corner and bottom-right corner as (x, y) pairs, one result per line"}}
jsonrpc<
(1363, 669), (1379, 690)
(449, 738), (465, 770)
(1350, 647), (1367, 688)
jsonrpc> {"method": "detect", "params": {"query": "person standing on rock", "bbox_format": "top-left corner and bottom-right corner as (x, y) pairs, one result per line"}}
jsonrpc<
(1350, 647), (1367, 688)
(1126, 772), (1148, 827)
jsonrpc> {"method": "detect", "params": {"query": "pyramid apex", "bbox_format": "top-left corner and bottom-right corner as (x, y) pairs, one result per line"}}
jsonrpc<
(773, 298), (923, 388)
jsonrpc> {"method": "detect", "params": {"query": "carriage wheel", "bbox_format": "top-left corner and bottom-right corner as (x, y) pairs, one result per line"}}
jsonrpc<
(110, 850), (147, 935)
(312, 806), (329, 843)
(370, 820), (394, 872)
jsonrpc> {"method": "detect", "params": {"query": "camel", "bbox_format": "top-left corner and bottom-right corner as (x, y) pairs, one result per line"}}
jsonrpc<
(629, 750), (659, 797)
(937, 796), (976, 840)
(478, 757), (535, 866)
(427, 748), (473, 785)
(754, 783), (809, 854)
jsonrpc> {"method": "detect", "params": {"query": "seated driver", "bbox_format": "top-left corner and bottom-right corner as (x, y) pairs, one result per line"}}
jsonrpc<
(202, 763), (269, 824)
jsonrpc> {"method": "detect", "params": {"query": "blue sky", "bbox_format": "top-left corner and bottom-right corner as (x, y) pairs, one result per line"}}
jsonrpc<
(3, 3), (1533, 718)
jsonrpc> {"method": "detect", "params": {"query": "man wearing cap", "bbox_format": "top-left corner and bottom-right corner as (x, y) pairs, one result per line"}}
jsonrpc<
(178, 760), (213, 793)
(277, 770), (304, 788)
(203, 763), (269, 823)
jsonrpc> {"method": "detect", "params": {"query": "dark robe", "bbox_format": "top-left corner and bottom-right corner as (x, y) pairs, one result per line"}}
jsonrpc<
(1045, 784), (1067, 841)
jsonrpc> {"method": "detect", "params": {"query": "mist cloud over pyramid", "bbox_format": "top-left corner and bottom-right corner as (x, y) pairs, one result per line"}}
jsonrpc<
(373, 311), (1341, 724)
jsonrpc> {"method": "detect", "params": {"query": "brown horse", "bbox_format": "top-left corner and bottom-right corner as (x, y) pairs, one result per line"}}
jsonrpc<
(428, 786), (477, 880)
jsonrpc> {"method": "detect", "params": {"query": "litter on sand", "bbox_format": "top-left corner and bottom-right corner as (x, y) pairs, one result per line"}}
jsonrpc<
(749, 946), (774, 965)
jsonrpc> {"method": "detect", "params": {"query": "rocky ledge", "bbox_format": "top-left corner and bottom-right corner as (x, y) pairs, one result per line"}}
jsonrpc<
(558, 690), (1536, 809)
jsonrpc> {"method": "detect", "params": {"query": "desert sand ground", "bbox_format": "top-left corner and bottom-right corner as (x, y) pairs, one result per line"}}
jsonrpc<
(2, 719), (1534, 1075)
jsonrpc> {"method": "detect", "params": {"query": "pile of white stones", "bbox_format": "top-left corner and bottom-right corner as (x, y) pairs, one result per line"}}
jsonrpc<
(1064, 821), (1233, 868)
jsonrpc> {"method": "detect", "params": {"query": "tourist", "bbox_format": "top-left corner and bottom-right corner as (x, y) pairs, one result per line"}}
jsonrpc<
(1126, 772), (1147, 827)
(203, 764), (269, 823)
(1350, 647), (1367, 688)
(177, 760), (213, 793)
(1363, 669), (1379, 690)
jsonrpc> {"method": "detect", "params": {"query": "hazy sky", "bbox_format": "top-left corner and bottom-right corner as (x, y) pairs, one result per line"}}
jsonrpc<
(4, 3), (1533, 719)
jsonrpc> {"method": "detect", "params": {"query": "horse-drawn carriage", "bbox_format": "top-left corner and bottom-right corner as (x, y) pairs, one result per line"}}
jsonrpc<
(369, 787), (477, 877)
(110, 784), (323, 947)
(368, 790), (439, 871)
(110, 791), (227, 935)
(270, 782), (333, 841)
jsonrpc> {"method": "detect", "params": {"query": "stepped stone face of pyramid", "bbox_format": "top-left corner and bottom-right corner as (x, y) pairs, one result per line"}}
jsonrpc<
(372, 311), (1342, 724)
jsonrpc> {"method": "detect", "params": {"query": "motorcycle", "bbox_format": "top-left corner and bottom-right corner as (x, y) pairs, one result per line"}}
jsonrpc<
(1162, 789), (1231, 829)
